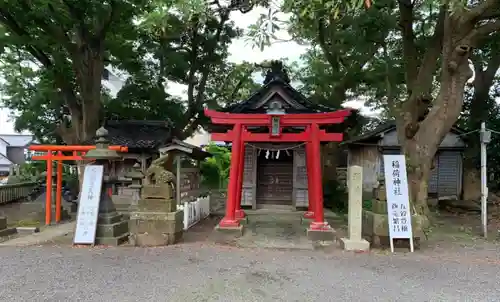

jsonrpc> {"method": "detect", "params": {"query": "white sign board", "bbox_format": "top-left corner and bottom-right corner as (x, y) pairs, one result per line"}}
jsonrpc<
(383, 155), (414, 252)
(73, 165), (104, 245)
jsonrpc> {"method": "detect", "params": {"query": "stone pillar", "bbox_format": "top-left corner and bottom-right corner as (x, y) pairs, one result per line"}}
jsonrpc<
(341, 165), (370, 251)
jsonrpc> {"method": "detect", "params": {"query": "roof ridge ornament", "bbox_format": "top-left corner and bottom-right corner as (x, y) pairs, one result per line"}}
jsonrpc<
(263, 60), (290, 85)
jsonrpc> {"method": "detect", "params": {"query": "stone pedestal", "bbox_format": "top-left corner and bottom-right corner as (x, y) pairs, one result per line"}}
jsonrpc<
(362, 190), (426, 249)
(94, 183), (130, 246)
(341, 166), (370, 251)
(129, 210), (183, 246)
(95, 212), (130, 245)
(129, 185), (183, 247)
(306, 228), (336, 241)
(0, 217), (17, 237)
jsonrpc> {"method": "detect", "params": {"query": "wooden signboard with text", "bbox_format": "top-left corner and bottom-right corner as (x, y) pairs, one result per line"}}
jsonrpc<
(73, 165), (104, 245)
(383, 155), (414, 253)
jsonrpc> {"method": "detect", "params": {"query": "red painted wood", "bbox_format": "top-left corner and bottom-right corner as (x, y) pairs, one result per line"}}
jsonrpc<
(308, 124), (329, 230)
(212, 131), (343, 143)
(219, 124), (243, 228)
(204, 108), (351, 125)
(208, 118), (346, 126)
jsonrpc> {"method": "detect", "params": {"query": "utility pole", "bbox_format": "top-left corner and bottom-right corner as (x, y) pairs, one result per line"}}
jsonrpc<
(480, 122), (491, 238)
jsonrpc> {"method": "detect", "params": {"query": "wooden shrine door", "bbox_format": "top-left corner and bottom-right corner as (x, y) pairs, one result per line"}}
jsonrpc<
(256, 149), (294, 205)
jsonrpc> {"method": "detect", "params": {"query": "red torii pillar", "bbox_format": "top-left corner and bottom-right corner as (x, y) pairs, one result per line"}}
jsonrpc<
(205, 108), (350, 231)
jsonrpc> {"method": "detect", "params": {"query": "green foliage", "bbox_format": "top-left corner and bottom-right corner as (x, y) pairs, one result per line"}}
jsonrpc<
(200, 143), (231, 189)
(0, 0), (259, 143)
(322, 178), (348, 212)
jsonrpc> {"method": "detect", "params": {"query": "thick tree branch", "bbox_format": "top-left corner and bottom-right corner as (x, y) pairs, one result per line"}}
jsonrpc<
(316, 18), (346, 70)
(0, 9), (53, 67)
(413, 5), (446, 94)
(61, 0), (90, 43)
(467, 20), (500, 45)
(398, 0), (419, 91)
(464, 0), (500, 23)
(97, 0), (118, 41)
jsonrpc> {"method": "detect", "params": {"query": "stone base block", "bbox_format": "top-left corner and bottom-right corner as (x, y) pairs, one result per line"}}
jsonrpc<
(0, 227), (17, 237)
(137, 198), (177, 212)
(129, 210), (184, 235)
(300, 217), (313, 225)
(340, 238), (370, 251)
(215, 224), (244, 236)
(362, 210), (424, 249)
(131, 231), (183, 247)
(98, 213), (125, 225)
(95, 233), (130, 246)
(237, 216), (249, 225)
(306, 228), (336, 242)
(96, 220), (129, 239)
(371, 198), (388, 215)
(142, 185), (173, 200)
(16, 227), (40, 235)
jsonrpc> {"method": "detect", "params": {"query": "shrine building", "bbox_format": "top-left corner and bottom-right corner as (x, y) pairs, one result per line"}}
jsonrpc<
(205, 61), (352, 238)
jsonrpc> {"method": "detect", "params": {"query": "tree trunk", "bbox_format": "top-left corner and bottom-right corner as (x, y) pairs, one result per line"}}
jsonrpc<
(398, 28), (473, 216)
(462, 52), (500, 200)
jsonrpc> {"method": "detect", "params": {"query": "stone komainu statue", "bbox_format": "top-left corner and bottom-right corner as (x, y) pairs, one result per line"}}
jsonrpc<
(145, 155), (176, 189)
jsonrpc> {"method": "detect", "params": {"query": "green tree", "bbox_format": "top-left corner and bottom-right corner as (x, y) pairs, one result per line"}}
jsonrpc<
(0, 0), (150, 143)
(0, 0), (260, 144)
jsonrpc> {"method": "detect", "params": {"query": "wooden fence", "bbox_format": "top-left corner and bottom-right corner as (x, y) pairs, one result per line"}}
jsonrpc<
(0, 182), (41, 205)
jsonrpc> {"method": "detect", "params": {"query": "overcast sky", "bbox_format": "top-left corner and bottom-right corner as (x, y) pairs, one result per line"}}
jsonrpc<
(0, 6), (369, 135)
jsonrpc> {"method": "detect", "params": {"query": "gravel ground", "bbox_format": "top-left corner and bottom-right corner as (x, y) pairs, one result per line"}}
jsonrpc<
(1, 242), (500, 302)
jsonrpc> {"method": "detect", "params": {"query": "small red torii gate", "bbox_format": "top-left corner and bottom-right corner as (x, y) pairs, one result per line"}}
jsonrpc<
(205, 108), (351, 232)
(28, 145), (128, 225)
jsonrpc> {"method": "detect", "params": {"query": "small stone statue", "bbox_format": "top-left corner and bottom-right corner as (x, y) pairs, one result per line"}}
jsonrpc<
(145, 154), (176, 189)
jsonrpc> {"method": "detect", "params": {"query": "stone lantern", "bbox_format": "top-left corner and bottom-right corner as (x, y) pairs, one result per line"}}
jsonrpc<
(83, 126), (129, 245)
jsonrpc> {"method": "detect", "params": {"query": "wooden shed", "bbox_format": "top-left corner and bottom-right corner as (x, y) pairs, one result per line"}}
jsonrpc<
(344, 122), (466, 198)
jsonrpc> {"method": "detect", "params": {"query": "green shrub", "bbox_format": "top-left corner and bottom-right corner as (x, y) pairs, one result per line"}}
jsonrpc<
(200, 143), (231, 189)
(323, 178), (348, 212)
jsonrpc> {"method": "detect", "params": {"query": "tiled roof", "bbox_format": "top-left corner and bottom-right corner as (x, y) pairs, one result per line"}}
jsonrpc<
(84, 120), (173, 149)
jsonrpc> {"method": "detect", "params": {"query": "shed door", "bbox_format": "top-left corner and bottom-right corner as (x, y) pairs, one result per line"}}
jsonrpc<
(437, 151), (462, 196)
(257, 152), (293, 205)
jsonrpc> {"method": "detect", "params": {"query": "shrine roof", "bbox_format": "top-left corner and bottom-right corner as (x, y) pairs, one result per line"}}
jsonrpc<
(159, 138), (212, 161)
(84, 120), (172, 150)
(222, 79), (336, 114)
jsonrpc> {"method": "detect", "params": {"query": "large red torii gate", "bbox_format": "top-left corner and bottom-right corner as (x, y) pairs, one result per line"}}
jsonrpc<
(205, 108), (351, 232)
